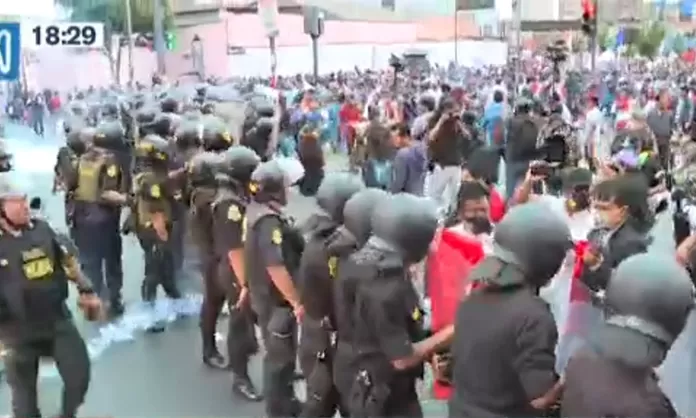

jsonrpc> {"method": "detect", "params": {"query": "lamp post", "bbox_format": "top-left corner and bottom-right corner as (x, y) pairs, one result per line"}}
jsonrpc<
(191, 34), (205, 81)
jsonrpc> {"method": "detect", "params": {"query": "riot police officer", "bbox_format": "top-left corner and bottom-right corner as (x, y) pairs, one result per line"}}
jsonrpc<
(347, 193), (451, 417)
(131, 134), (182, 331)
(449, 201), (569, 417)
(208, 146), (262, 399)
(0, 174), (102, 418)
(297, 172), (364, 417)
(69, 125), (129, 317)
(331, 187), (389, 407)
(244, 159), (304, 417)
(562, 253), (694, 417)
(189, 120), (233, 360)
(54, 126), (88, 239)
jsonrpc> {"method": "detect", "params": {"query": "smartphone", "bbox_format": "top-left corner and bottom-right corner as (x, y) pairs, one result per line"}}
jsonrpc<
(530, 161), (551, 177)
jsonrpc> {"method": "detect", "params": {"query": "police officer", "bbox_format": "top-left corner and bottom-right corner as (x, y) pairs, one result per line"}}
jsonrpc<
(54, 126), (88, 240)
(331, 187), (389, 408)
(244, 159), (304, 417)
(0, 174), (103, 418)
(347, 193), (451, 417)
(70, 125), (129, 317)
(297, 172), (364, 417)
(209, 146), (262, 400)
(131, 134), (182, 331)
(189, 121), (232, 363)
(562, 252), (693, 417)
(449, 201), (569, 417)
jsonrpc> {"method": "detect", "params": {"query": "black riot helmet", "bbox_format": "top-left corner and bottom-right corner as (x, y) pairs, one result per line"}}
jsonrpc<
(343, 188), (389, 246)
(188, 151), (224, 188)
(492, 200), (572, 287)
(201, 102), (215, 115)
(315, 172), (365, 224)
(134, 134), (170, 167)
(256, 103), (275, 118)
(160, 97), (180, 113)
(175, 120), (203, 150)
(135, 107), (157, 126)
(202, 118), (233, 152)
(219, 146), (260, 182)
(65, 130), (87, 156)
(605, 253), (694, 347)
(250, 159), (301, 205)
(94, 120), (125, 149)
(101, 102), (119, 119)
(371, 193), (439, 263)
(148, 113), (177, 138)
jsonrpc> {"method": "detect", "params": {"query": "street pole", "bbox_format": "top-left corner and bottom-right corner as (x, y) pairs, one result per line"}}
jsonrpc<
(513, 0), (522, 100)
(590, 0), (598, 71)
(269, 36), (277, 87)
(311, 35), (319, 81)
(454, 9), (459, 65)
(153, 0), (166, 75)
(124, 0), (135, 85)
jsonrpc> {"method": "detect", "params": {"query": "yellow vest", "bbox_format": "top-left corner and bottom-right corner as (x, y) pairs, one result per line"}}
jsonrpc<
(133, 172), (171, 228)
(74, 153), (105, 202)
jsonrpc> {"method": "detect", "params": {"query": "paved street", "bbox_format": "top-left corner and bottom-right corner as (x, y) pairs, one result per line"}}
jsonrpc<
(0, 121), (692, 417)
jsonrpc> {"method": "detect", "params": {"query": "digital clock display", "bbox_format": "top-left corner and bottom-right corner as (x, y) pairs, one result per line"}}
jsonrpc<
(22, 22), (104, 49)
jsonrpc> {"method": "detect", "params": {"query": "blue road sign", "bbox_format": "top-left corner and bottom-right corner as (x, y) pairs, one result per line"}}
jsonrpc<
(0, 22), (20, 82)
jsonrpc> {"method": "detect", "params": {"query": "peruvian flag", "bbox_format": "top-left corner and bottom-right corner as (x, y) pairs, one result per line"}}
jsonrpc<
(426, 228), (486, 400)
(427, 233), (604, 399)
(552, 240), (604, 373)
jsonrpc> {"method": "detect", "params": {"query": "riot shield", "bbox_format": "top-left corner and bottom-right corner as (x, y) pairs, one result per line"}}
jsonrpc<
(426, 228), (485, 400)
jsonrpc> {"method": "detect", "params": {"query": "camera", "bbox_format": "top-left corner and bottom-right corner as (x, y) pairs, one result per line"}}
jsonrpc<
(388, 54), (404, 73)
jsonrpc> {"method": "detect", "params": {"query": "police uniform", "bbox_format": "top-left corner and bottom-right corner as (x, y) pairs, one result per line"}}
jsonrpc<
(449, 201), (571, 417)
(331, 188), (389, 407)
(0, 175), (97, 418)
(132, 135), (181, 311)
(70, 127), (126, 315)
(244, 160), (303, 417)
(54, 128), (87, 240)
(208, 146), (262, 399)
(346, 193), (438, 418)
(562, 253), (694, 417)
(188, 123), (232, 361)
(297, 173), (364, 417)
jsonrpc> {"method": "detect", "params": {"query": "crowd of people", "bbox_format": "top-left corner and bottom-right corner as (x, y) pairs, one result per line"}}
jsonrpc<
(0, 47), (694, 418)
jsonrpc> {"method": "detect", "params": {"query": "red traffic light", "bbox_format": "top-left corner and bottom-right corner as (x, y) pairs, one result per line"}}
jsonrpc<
(582, 0), (596, 18)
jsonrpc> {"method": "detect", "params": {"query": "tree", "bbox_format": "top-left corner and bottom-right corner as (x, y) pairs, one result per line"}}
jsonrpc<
(56, 0), (173, 82)
(636, 22), (666, 58)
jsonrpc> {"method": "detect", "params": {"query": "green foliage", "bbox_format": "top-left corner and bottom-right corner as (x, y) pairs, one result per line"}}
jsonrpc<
(596, 25), (611, 49)
(636, 22), (665, 58)
(56, 0), (172, 34)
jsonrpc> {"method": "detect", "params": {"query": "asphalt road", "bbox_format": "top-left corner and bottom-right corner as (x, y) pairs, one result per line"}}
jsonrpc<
(0, 120), (692, 417)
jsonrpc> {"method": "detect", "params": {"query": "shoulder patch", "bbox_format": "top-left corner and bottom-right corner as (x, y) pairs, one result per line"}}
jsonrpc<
(106, 165), (118, 177)
(227, 204), (242, 222)
(411, 307), (421, 321)
(271, 228), (283, 245)
(149, 184), (161, 199)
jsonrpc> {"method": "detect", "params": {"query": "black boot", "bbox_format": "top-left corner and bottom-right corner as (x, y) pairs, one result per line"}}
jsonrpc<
(202, 348), (228, 369)
(232, 374), (263, 402)
(109, 298), (125, 318)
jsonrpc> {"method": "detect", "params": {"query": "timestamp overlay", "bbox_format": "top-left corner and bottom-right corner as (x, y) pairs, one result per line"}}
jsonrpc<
(22, 22), (104, 49)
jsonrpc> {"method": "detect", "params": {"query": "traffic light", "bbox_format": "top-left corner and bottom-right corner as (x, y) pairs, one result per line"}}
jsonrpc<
(164, 32), (176, 50)
(581, 0), (596, 36)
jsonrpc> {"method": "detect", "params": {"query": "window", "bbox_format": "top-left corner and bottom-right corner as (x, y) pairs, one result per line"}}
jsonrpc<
(381, 0), (395, 11)
(482, 24), (493, 37)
